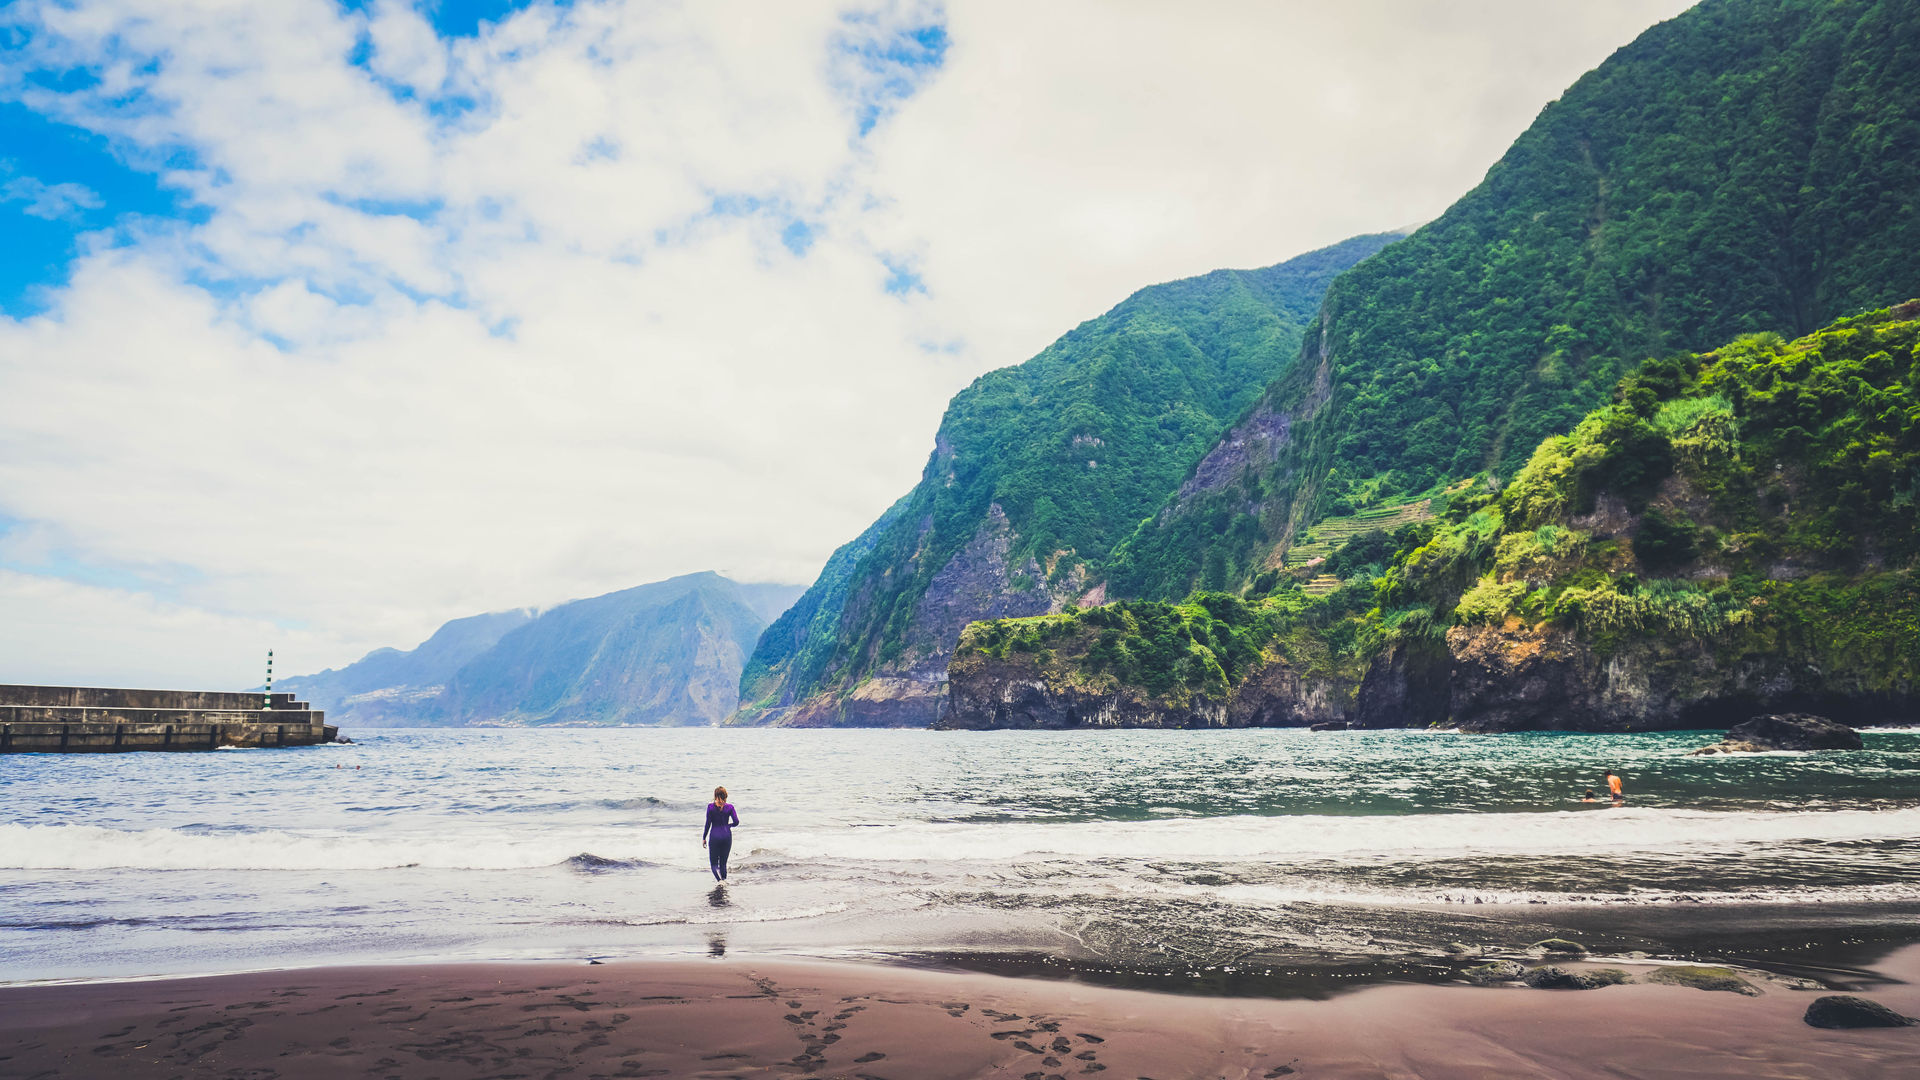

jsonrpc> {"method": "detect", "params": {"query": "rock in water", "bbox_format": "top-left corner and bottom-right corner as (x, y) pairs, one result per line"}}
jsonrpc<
(1803, 995), (1918, 1028)
(1689, 740), (1767, 756)
(1308, 721), (1348, 732)
(1691, 714), (1862, 754)
(1727, 714), (1863, 751)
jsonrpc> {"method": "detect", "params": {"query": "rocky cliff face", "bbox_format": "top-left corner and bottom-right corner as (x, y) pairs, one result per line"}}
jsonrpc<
(781, 505), (1090, 727)
(943, 620), (1919, 734)
(1444, 622), (1918, 733)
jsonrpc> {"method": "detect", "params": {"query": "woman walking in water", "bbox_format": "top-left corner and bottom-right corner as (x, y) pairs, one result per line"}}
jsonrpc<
(702, 786), (739, 882)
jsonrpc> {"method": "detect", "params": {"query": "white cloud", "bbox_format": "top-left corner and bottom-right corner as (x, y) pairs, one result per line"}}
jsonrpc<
(0, 570), (352, 689)
(0, 0), (1694, 685)
(1, 175), (104, 219)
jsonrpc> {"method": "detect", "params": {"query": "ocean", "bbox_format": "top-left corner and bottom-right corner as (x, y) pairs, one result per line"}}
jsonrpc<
(4, 727), (1919, 987)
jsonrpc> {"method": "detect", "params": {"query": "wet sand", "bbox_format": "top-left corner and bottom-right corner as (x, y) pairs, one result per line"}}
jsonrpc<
(3, 948), (1917, 1079)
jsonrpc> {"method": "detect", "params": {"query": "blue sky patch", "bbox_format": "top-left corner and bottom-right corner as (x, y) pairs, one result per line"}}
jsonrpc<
(881, 254), (925, 296)
(0, 103), (197, 317)
(781, 219), (817, 257)
(422, 0), (552, 39)
(833, 8), (950, 137)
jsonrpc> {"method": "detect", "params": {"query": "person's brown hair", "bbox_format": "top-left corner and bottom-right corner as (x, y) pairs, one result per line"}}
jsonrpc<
(713, 786), (728, 802)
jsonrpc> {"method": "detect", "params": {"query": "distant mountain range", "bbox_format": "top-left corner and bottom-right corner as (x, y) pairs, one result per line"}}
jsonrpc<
(283, 573), (803, 727)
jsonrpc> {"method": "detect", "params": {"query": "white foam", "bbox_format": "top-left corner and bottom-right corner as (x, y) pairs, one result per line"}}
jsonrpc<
(748, 806), (1920, 863)
(0, 823), (671, 871)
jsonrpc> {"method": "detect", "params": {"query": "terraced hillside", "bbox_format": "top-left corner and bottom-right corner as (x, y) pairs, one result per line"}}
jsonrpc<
(1282, 500), (1435, 567)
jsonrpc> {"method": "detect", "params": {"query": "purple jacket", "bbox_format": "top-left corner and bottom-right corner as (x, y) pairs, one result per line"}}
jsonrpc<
(703, 801), (738, 842)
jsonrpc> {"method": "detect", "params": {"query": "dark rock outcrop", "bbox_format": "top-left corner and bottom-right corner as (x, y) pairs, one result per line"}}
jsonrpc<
(1725, 714), (1863, 751)
(942, 654), (1233, 731)
(1521, 966), (1620, 990)
(1443, 624), (1917, 734)
(941, 645), (1356, 731)
(1803, 995), (1918, 1029)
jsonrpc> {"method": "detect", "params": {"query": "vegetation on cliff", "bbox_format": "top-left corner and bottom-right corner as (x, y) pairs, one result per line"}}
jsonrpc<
(955, 304), (1920, 721)
(736, 234), (1401, 723)
(1113, 0), (1920, 601)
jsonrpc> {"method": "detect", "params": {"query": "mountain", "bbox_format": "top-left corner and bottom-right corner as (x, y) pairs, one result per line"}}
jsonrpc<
(732, 233), (1404, 726)
(284, 573), (805, 727)
(1111, 0), (1920, 600)
(279, 609), (534, 725)
(944, 302), (1920, 730)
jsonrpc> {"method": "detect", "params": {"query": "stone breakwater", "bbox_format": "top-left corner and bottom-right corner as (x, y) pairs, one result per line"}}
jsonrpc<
(0, 685), (337, 753)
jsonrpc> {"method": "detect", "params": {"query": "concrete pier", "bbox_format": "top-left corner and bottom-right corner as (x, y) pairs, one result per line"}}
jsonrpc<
(0, 685), (337, 753)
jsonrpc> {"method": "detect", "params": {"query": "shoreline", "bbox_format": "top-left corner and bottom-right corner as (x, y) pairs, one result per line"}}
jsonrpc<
(10, 894), (1920, 995)
(4, 947), (1916, 1078)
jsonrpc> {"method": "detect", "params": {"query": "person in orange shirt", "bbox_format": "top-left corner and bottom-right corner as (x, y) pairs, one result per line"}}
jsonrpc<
(1605, 771), (1624, 803)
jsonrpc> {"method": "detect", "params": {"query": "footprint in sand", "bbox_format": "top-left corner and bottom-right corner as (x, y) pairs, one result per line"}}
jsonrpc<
(854, 1051), (886, 1063)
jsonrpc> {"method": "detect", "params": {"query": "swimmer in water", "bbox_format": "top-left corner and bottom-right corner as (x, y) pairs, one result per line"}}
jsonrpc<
(1605, 770), (1624, 804)
(1582, 788), (1597, 803)
(702, 786), (739, 882)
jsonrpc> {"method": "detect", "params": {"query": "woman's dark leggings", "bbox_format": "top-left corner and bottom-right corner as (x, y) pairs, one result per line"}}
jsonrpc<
(709, 836), (732, 880)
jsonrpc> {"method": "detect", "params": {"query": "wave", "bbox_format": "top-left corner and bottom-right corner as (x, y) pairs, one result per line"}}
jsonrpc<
(4, 806), (1919, 872)
(562, 853), (654, 873)
(743, 806), (1920, 863)
(0, 823), (648, 872)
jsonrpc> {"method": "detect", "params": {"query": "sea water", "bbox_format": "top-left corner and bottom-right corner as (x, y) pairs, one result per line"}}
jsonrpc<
(3, 727), (1919, 984)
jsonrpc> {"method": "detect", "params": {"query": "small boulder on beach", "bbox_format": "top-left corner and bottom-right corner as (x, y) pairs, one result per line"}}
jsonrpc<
(1520, 966), (1623, 990)
(1530, 938), (1587, 956)
(1690, 713), (1862, 755)
(1461, 960), (1526, 985)
(1803, 995), (1918, 1028)
(1646, 966), (1759, 996)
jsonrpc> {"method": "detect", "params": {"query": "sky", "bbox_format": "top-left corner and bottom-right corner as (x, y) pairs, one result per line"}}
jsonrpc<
(0, 0), (1697, 688)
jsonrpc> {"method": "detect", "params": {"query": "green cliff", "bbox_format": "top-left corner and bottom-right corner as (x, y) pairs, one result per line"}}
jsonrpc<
(1112, 0), (1920, 600)
(734, 234), (1402, 725)
(945, 304), (1920, 730)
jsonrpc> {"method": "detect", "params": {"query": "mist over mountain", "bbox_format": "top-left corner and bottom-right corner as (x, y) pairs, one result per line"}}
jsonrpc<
(284, 573), (803, 727)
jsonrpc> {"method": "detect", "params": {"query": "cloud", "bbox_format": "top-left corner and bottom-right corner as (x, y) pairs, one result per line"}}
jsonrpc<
(0, 569), (353, 688)
(1, 174), (104, 219)
(0, 0), (1694, 685)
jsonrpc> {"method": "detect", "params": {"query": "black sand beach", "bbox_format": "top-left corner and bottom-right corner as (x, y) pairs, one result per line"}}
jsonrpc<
(5, 945), (1917, 1079)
